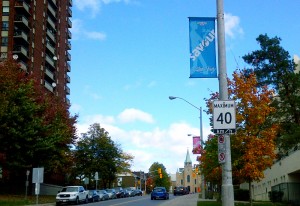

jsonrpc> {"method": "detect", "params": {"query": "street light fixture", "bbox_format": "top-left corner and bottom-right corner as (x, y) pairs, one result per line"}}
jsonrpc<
(168, 96), (205, 199)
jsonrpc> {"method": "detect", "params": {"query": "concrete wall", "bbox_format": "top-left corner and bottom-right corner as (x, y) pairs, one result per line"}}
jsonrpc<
(241, 147), (300, 201)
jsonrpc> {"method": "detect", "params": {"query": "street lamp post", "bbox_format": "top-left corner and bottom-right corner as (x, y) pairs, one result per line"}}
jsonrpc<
(168, 96), (205, 199)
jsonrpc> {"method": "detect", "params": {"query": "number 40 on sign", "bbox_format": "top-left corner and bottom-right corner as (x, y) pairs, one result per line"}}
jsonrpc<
(213, 100), (236, 134)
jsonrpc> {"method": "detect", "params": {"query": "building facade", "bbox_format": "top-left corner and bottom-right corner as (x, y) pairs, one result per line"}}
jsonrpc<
(0, 0), (72, 102)
(176, 149), (201, 193)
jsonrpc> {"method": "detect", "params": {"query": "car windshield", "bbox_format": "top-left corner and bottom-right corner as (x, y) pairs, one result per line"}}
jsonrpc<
(106, 189), (112, 193)
(154, 188), (165, 192)
(61, 187), (77, 192)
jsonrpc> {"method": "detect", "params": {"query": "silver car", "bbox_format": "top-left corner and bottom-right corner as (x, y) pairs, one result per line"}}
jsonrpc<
(97, 190), (109, 201)
(105, 189), (117, 199)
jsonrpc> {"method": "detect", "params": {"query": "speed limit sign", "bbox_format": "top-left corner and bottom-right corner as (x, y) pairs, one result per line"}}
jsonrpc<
(213, 100), (236, 134)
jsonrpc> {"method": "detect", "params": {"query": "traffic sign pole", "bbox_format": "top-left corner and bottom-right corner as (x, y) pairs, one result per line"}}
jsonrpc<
(216, 0), (235, 205)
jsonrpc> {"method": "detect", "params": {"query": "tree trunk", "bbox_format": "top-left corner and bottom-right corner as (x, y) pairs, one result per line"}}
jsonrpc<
(249, 181), (253, 206)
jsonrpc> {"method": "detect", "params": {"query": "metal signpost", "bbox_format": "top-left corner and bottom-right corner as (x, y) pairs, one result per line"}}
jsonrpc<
(32, 168), (44, 205)
(216, 0), (235, 205)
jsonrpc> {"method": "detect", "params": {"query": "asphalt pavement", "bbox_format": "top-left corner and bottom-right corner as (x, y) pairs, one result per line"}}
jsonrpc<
(160, 193), (200, 206)
(26, 193), (215, 206)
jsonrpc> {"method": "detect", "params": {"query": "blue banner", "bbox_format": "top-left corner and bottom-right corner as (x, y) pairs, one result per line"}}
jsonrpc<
(189, 17), (217, 78)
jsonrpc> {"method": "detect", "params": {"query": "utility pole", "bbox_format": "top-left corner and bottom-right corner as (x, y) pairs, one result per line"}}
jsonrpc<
(216, 0), (234, 205)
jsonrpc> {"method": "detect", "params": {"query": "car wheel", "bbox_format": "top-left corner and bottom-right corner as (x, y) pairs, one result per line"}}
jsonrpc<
(56, 203), (60, 206)
(85, 196), (88, 204)
(75, 197), (79, 205)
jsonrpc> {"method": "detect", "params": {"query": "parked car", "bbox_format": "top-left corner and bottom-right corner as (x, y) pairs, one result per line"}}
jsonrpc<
(134, 189), (143, 196)
(124, 187), (135, 197)
(87, 190), (100, 202)
(105, 189), (117, 199)
(97, 190), (109, 201)
(123, 188), (130, 197)
(173, 186), (188, 196)
(56, 186), (88, 205)
(114, 187), (124, 198)
(151, 187), (169, 200)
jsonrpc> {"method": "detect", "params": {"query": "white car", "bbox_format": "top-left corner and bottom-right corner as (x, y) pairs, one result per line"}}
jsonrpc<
(56, 186), (88, 205)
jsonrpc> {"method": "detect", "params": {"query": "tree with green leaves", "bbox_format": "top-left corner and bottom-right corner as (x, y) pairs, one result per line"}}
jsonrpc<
(0, 60), (77, 184)
(243, 34), (300, 151)
(148, 162), (171, 191)
(72, 123), (133, 188)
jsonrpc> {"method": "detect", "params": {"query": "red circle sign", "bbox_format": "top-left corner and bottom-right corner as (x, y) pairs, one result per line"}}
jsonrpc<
(218, 135), (225, 144)
(219, 152), (225, 162)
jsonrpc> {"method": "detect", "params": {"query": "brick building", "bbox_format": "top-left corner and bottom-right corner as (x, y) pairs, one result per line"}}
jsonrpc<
(0, 0), (72, 102)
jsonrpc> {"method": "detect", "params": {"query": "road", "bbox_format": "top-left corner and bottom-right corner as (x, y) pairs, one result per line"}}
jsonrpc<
(88, 194), (195, 206)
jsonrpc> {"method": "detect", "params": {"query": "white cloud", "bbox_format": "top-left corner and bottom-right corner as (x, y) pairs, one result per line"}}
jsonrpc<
(70, 103), (82, 114)
(74, 0), (136, 17)
(117, 108), (155, 123)
(225, 13), (244, 38)
(147, 81), (157, 88)
(84, 31), (107, 40)
(74, 0), (100, 17)
(74, 109), (214, 173)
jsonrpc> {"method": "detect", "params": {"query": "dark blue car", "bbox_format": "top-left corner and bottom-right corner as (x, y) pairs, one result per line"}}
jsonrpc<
(151, 187), (169, 200)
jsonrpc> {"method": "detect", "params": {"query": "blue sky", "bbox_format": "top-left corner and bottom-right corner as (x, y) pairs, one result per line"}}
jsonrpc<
(69, 0), (300, 174)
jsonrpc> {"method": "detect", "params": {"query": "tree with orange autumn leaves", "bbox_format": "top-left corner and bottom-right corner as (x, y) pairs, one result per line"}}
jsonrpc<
(199, 69), (279, 200)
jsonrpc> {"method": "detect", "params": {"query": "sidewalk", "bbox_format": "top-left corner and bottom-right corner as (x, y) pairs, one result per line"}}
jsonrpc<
(160, 193), (200, 206)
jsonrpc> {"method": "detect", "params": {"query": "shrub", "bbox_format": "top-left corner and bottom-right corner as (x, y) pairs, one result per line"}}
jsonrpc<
(234, 189), (249, 201)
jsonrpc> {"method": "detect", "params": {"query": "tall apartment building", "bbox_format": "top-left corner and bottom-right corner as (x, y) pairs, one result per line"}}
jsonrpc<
(0, 0), (72, 103)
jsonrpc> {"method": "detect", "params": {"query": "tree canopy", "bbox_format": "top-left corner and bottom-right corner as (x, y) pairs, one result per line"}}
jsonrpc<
(147, 162), (171, 191)
(0, 60), (77, 182)
(243, 34), (300, 151)
(71, 123), (134, 188)
(201, 68), (278, 191)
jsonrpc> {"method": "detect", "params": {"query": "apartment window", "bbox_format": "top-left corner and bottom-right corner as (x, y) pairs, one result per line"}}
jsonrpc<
(187, 175), (190, 183)
(2, 21), (9, 31)
(2, 6), (9, 16)
(1, 37), (8, 46)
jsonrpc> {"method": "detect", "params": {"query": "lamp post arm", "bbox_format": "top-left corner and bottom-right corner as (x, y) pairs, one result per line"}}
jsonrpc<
(174, 97), (200, 111)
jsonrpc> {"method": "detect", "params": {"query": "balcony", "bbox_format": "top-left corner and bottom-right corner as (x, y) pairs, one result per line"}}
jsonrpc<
(13, 45), (29, 59)
(69, 0), (72, 7)
(66, 62), (71, 72)
(47, 17), (56, 30)
(13, 30), (29, 44)
(67, 30), (72, 39)
(65, 85), (70, 95)
(66, 41), (71, 50)
(66, 97), (70, 105)
(68, 7), (72, 17)
(49, 0), (57, 8)
(14, 15), (29, 30)
(46, 42), (55, 55)
(66, 74), (70, 83)
(18, 60), (28, 71)
(67, 18), (72, 28)
(14, 1), (31, 16)
(44, 80), (54, 93)
(45, 67), (54, 80)
(45, 55), (55, 68)
(46, 29), (56, 43)
(66, 51), (71, 61)
(47, 3), (57, 19)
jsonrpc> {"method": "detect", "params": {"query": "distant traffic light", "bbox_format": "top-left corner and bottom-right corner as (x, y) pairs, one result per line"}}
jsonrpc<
(159, 173), (162, 178)
(158, 168), (162, 174)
